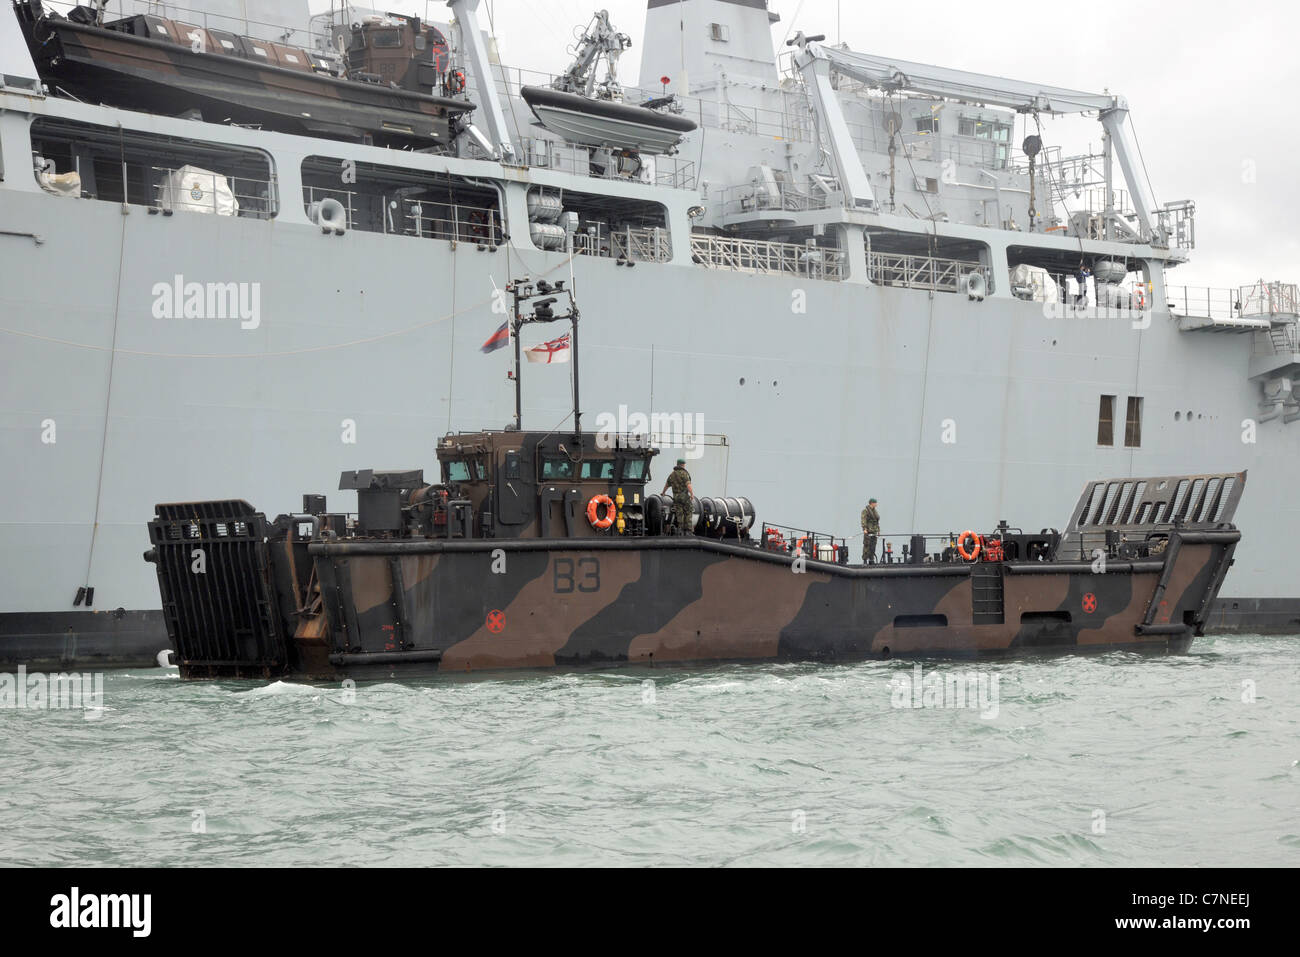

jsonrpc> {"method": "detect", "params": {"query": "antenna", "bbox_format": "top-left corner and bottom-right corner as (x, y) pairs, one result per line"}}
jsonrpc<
(508, 278), (581, 435)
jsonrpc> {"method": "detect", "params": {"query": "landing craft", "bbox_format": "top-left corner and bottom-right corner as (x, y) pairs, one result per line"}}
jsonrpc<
(143, 284), (1246, 679)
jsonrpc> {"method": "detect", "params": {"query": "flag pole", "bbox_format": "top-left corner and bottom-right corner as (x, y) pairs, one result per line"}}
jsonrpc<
(511, 284), (523, 430)
(571, 303), (581, 436)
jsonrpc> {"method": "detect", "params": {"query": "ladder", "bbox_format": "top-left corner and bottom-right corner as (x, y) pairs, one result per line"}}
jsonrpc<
(971, 562), (1005, 625)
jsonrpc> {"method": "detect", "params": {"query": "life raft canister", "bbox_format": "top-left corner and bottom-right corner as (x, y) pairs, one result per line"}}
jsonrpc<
(587, 494), (615, 530)
(956, 530), (982, 561)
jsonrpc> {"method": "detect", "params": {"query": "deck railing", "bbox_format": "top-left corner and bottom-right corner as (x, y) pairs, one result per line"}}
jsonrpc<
(690, 234), (847, 280)
(868, 251), (987, 293)
(1167, 282), (1298, 321)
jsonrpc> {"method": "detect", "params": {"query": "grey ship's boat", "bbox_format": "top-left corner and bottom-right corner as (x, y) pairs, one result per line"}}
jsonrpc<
(519, 85), (695, 154)
(0, 0), (1296, 669)
(517, 10), (695, 155)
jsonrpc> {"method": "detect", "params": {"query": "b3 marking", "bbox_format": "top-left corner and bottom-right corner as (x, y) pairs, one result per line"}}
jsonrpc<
(554, 557), (600, 594)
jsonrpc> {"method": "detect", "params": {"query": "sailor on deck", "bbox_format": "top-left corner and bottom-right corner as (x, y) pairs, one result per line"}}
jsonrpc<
(663, 458), (694, 535)
(861, 498), (880, 564)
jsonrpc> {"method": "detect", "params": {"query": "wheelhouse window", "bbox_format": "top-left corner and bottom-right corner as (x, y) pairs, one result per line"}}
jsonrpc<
(580, 461), (615, 480)
(621, 459), (648, 481)
(445, 461), (471, 482)
(540, 457), (574, 480)
(1097, 395), (1116, 446)
(1124, 397), (1144, 448)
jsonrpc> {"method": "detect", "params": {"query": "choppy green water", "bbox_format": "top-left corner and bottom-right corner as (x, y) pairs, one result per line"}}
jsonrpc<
(2, 634), (1297, 867)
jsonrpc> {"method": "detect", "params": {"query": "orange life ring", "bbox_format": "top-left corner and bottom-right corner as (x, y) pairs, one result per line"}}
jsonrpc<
(587, 494), (615, 530)
(956, 530), (982, 561)
(447, 69), (466, 94)
(795, 535), (810, 556)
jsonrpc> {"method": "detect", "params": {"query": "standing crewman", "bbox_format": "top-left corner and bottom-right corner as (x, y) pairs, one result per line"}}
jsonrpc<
(663, 458), (694, 535)
(861, 498), (880, 563)
(1075, 263), (1091, 306)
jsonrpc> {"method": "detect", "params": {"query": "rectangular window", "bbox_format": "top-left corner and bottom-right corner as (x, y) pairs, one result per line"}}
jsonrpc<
(914, 116), (938, 134)
(541, 456), (574, 480)
(1124, 396), (1143, 448)
(1097, 395), (1115, 446)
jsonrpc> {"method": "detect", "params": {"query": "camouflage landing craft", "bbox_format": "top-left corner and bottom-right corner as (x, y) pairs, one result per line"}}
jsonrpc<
(144, 434), (1245, 680)
(144, 282), (1245, 680)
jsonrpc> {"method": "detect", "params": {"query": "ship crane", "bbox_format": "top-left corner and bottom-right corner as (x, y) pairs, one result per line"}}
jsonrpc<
(552, 9), (632, 100)
(787, 32), (1167, 245)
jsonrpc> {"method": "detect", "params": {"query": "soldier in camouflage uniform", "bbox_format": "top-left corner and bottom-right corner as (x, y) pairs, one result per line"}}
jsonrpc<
(861, 497), (880, 563)
(663, 458), (694, 535)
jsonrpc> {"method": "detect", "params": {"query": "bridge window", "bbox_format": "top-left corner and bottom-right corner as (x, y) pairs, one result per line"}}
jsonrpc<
(1124, 397), (1144, 447)
(1097, 395), (1116, 446)
(580, 461), (615, 480)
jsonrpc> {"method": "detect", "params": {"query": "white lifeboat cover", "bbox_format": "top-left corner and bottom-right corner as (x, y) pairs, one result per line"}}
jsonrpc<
(160, 165), (239, 216)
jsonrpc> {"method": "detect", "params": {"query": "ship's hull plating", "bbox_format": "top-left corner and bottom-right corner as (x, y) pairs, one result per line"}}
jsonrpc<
(155, 533), (1235, 681)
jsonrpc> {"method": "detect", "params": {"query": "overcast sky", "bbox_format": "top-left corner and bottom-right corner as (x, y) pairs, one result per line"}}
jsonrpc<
(315, 0), (1298, 288)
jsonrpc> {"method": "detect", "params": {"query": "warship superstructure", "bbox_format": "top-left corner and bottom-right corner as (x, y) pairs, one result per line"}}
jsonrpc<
(1, 0), (1296, 668)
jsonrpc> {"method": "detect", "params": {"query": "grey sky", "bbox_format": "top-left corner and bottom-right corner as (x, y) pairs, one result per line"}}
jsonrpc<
(314, 0), (1297, 288)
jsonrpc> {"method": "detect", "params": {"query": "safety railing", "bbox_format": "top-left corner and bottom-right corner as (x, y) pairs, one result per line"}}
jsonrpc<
(867, 251), (987, 293)
(1253, 324), (1299, 357)
(690, 233), (847, 281)
(1240, 280), (1299, 317)
(609, 226), (672, 263)
(572, 224), (672, 263)
(758, 524), (849, 564)
(400, 199), (503, 245)
(153, 166), (277, 218)
(1167, 282), (1298, 321)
